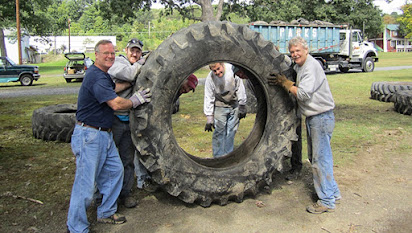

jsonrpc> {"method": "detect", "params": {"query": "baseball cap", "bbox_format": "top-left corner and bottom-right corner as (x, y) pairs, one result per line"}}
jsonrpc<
(187, 74), (198, 92)
(126, 38), (143, 50)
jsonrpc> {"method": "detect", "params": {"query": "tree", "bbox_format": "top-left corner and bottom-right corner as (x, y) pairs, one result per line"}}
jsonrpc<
(0, 0), (53, 56)
(398, 4), (412, 39)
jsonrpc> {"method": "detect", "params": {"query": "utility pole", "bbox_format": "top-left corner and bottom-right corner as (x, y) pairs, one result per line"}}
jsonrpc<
(16, 0), (22, 64)
(68, 18), (71, 53)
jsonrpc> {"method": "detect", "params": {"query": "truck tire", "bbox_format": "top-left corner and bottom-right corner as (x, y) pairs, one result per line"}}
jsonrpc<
(370, 82), (412, 102)
(394, 90), (412, 115)
(362, 57), (374, 72)
(32, 104), (77, 143)
(20, 74), (34, 86)
(129, 21), (298, 207)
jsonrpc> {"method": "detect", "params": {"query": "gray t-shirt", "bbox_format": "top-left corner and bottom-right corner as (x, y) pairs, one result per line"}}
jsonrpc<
(294, 54), (334, 117)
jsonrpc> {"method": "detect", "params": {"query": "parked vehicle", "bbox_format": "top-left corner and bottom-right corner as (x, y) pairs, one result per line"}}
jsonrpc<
(63, 52), (93, 83)
(249, 20), (379, 72)
(0, 56), (40, 86)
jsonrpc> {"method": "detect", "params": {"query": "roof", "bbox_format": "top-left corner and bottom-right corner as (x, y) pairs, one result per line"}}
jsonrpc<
(386, 24), (399, 31)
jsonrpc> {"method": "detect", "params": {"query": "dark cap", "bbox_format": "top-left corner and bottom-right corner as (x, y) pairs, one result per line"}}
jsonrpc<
(187, 74), (198, 92)
(126, 38), (143, 50)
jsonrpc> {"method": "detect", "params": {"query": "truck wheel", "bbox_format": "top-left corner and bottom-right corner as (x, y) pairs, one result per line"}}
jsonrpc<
(362, 57), (374, 72)
(20, 74), (34, 86)
(129, 21), (298, 207)
(32, 104), (77, 143)
(65, 78), (72, 83)
(394, 90), (412, 115)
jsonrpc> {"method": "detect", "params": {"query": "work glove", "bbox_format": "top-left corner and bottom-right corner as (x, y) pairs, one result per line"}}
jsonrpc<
(129, 87), (152, 108)
(238, 105), (247, 120)
(137, 52), (151, 65)
(204, 115), (214, 132)
(267, 74), (295, 92)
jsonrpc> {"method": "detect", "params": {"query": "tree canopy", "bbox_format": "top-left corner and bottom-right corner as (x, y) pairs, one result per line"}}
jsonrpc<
(4, 0), (410, 56)
(397, 4), (412, 39)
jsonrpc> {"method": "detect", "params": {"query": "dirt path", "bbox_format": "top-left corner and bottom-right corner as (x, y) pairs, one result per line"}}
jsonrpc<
(92, 129), (412, 233)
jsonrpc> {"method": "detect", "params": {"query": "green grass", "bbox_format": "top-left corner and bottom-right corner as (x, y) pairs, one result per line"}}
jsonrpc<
(0, 52), (412, 232)
(376, 52), (412, 67)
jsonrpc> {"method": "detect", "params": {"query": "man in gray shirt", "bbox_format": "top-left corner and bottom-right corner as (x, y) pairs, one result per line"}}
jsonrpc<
(269, 36), (341, 214)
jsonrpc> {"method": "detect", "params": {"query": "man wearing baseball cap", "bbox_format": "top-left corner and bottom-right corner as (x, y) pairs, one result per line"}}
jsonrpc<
(172, 74), (198, 114)
(107, 38), (149, 208)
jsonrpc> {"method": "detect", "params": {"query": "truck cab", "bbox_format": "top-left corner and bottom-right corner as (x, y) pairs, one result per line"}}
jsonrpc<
(338, 29), (379, 72)
(0, 56), (40, 86)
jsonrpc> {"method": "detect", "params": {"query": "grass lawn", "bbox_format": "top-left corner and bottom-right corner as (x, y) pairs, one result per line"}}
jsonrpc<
(0, 52), (411, 232)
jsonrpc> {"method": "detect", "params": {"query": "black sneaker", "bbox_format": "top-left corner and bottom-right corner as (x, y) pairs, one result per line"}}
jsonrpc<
(285, 169), (301, 180)
(142, 179), (159, 192)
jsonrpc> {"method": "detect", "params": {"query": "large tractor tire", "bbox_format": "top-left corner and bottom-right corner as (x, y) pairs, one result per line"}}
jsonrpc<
(32, 104), (77, 143)
(394, 90), (412, 115)
(370, 82), (412, 102)
(129, 21), (298, 207)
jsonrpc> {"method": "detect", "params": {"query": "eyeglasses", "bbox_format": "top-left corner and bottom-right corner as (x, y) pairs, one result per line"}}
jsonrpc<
(127, 39), (144, 47)
(99, 52), (116, 56)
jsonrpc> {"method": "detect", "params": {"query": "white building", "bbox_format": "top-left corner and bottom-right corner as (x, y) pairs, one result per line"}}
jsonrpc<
(30, 35), (117, 54)
(3, 29), (116, 63)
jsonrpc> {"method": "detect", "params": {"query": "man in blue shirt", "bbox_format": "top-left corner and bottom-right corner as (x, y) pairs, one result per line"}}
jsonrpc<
(67, 40), (151, 233)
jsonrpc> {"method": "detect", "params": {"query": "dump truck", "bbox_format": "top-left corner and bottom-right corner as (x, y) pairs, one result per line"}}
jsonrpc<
(249, 20), (378, 73)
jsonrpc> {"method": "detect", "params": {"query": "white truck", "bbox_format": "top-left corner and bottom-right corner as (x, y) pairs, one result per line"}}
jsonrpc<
(249, 21), (379, 72)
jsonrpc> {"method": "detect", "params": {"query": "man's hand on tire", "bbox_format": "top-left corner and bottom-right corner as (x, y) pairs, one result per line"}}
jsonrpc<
(204, 115), (214, 132)
(129, 87), (152, 108)
(267, 74), (295, 92)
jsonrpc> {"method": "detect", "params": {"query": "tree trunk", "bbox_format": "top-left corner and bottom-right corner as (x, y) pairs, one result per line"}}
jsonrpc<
(199, 0), (224, 21)
(0, 29), (7, 57)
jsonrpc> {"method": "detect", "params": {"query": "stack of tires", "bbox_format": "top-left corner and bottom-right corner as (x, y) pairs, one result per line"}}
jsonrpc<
(370, 82), (412, 115)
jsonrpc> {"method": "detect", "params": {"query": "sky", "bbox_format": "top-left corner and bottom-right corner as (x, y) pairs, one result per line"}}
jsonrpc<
(373, 0), (410, 14)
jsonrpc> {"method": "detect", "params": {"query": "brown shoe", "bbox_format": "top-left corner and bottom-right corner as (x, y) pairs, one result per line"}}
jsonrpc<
(97, 213), (127, 224)
(123, 196), (138, 208)
(306, 201), (335, 214)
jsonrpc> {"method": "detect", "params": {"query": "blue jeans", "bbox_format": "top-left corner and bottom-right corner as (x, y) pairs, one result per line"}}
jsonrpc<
(112, 117), (134, 199)
(306, 110), (340, 209)
(67, 125), (124, 233)
(212, 106), (239, 157)
(134, 150), (151, 188)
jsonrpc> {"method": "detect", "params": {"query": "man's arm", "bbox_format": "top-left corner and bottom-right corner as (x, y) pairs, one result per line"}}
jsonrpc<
(115, 81), (132, 93)
(108, 56), (142, 82)
(107, 96), (133, 111)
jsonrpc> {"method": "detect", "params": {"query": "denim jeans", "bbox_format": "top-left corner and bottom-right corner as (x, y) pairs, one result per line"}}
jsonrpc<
(67, 125), (124, 233)
(112, 117), (135, 199)
(134, 150), (151, 188)
(212, 106), (239, 157)
(306, 110), (340, 209)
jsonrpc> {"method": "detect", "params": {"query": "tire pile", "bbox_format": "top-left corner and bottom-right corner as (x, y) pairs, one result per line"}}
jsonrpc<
(370, 82), (412, 115)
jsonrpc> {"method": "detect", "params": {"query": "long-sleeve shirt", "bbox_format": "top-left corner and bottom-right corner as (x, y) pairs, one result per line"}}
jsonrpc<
(108, 55), (142, 115)
(204, 63), (247, 116)
(294, 54), (335, 117)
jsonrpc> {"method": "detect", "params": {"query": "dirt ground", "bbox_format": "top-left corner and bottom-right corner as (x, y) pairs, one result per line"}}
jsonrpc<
(88, 129), (412, 233)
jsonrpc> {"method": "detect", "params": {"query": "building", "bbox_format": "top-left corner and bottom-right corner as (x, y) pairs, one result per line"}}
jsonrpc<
(370, 24), (412, 52)
(30, 35), (117, 54)
(3, 29), (116, 64)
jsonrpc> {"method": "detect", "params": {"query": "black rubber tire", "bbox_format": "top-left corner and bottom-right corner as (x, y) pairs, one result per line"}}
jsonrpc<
(370, 82), (412, 102)
(32, 104), (77, 143)
(362, 57), (374, 72)
(20, 74), (34, 86)
(129, 21), (298, 207)
(394, 90), (412, 115)
(65, 78), (72, 83)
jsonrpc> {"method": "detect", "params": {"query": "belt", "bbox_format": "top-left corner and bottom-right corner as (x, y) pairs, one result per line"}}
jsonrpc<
(77, 121), (112, 132)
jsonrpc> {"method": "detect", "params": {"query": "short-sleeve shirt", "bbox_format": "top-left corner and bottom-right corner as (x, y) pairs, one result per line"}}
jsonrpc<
(76, 65), (118, 128)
